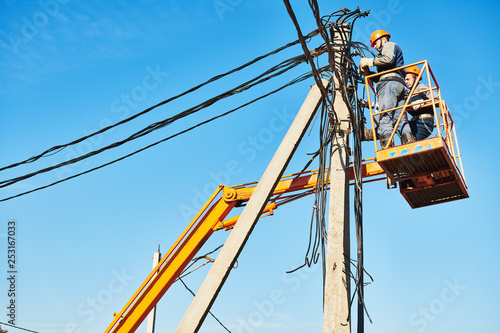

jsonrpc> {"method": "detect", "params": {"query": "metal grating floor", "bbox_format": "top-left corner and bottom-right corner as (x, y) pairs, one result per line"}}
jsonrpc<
(376, 137), (469, 208)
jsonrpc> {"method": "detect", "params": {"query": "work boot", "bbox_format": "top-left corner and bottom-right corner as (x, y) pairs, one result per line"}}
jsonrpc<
(361, 125), (376, 141)
(387, 176), (397, 189)
(379, 135), (396, 188)
(401, 132), (416, 144)
(379, 135), (391, 150)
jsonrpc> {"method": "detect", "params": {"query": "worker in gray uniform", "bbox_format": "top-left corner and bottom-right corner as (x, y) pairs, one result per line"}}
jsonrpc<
(359, 30), (416, 147)
(405, 66), (438, 140)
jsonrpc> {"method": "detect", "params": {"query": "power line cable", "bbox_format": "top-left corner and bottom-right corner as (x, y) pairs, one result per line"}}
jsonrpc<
(283, 0), (336, 123)
(280, 6), (374, 330)
(0, 54), (312, 190)
(178, 278), (231, 333)
(0, 322), (39, 333)
(0, 26), (333, 174)
(0, 70), (322, 203)
(0, 37), (315, 173)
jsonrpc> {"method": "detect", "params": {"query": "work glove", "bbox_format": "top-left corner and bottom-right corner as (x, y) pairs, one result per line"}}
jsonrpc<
(358, 57), (374, 76)
(359, 67), (370, 76)
(359, 57), (374, 69)
(411, 103), (424, 111)
(409, 99), (425, 111)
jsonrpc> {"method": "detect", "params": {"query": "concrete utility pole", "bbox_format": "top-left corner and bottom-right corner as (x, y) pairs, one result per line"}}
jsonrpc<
(323, 26), (352, 333)
(176, 79), (328, 333)
(146, 247), (161, 333)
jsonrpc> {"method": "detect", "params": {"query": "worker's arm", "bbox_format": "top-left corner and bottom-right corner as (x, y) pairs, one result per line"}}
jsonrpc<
(359, 42), (399, 74)
(426, 86), (439, 100)
(412, 83), (434, 99)
(410, 83), (440, 110)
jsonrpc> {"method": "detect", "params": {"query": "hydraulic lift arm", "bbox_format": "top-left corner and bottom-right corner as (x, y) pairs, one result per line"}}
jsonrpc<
(105, 163), (384, 333)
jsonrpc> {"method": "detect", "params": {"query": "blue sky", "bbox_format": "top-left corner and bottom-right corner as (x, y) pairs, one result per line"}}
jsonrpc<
(1, 0), (499, 332)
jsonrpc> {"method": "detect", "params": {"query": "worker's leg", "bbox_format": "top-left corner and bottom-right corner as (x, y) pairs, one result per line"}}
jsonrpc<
(376, 80), (406, 138)
(393, 85), (411, 138)
(376, 81), (394, 137)
(409, 115), (434, 141)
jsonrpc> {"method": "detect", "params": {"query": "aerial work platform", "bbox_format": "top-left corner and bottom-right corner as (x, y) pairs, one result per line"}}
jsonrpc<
(376, 136), (468, 208)
(365, 60), (469, 208)
(104, 57), (471, 333)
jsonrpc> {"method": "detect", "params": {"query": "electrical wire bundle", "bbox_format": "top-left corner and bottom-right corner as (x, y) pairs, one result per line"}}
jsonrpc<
(282, 3), (374, 331)
(0, 26), (337, 203)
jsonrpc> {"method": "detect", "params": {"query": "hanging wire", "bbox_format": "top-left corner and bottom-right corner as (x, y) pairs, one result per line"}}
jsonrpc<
(0, 69), (323, 203)
(0, 322), (39, 333)
(178, 278), (232, 333)
(0, 37), (317, 173)
(281, 5), (374, 331)
(0, 54), (311, 190)
(173, 245), (232, 332)
(0, 24), (339, 203)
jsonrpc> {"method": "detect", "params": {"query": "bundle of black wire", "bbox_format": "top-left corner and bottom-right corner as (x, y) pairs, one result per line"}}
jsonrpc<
(0, 29), (330, 202)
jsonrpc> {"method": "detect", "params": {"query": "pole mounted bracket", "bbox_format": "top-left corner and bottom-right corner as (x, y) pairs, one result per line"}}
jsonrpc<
(330, 119), (351, 135)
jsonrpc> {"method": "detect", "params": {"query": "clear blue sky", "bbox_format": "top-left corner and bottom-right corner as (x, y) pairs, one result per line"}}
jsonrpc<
(1, 1), (499, 332)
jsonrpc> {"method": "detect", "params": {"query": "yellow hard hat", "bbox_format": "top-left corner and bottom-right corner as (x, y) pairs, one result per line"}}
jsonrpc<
(370, 30), (391, 47)
(405, 66), (422, 81)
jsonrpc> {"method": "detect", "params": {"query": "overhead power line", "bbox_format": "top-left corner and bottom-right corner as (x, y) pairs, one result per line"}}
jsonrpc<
(0, 30), (325, 174)
(0, 321), (39, 333)
(0, 69), (325, 203)
(0, 52), (313, 190)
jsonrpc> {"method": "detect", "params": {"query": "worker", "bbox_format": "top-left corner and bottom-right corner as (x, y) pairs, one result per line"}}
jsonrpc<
(405, 66), (438, 140)
(358, 30), (416, 147)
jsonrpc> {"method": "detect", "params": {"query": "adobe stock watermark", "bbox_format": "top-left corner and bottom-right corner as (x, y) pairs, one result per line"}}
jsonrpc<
(0, 0), (71, 55)
(54, 64), (169, 181)
(400, 278), (467, 333)
(64, 268), (135, 333)
(234, 263), (319, 332)
(213, 0), (243, 21)
(177, 106), (296, 224)
(452, 74), (499, 129)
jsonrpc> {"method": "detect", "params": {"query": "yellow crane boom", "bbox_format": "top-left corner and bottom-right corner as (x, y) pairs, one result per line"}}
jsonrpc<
(104, 163), (384, 333)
